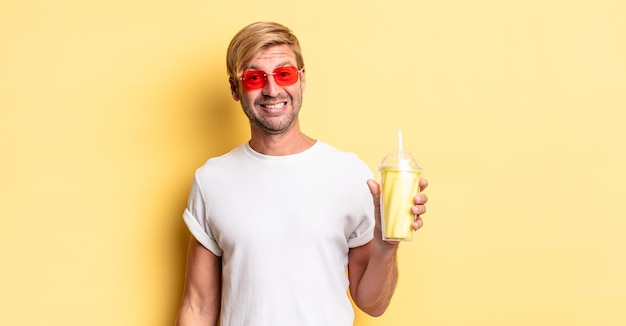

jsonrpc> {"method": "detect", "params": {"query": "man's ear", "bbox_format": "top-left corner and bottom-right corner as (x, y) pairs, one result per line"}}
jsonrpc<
(229, 77), (240, 101)
(299, 68), (306, 93)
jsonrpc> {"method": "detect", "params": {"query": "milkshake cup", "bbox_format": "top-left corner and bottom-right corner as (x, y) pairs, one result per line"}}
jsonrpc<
(378, 131), (423, 241)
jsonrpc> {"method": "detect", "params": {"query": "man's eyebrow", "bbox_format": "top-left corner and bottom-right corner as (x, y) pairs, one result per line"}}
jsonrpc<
(245, 61), (295, 71)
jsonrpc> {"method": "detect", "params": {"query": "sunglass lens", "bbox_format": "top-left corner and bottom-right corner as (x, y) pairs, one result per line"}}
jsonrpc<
(274, 67), (298, 85)
(242, 70), (266, 89)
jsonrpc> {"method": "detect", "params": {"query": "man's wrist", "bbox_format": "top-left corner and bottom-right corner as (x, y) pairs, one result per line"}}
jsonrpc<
(372, 238), (399, 258)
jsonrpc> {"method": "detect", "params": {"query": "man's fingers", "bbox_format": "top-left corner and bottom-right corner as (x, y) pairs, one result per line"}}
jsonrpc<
(419, 178), (429, 192)
(367, 179), (380, 196)
(414, 193), (428, 205)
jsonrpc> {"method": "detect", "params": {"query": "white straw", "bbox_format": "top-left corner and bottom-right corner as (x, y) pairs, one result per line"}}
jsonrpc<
(398, 130), (405, 163)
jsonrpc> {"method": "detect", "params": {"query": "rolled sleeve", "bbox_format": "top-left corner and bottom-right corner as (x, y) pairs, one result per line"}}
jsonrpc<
(183, 208), (223, 256)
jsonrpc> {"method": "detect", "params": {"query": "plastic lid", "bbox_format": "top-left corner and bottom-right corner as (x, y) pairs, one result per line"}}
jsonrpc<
(379, 150), (422, 170)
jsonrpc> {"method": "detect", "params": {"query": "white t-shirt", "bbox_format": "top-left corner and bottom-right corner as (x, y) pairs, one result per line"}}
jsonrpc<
(183, 141), (375, 326)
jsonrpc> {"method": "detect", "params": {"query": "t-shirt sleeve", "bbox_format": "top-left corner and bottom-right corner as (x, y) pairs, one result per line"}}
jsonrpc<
(346, 163), (376, 248)
(182, 173), (223, 256)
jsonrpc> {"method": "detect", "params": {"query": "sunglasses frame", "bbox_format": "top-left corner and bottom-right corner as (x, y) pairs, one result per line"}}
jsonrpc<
(239, 66), (303, 91)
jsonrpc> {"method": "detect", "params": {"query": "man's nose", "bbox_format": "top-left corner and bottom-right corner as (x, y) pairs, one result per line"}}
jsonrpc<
(262, 74), (280, 97)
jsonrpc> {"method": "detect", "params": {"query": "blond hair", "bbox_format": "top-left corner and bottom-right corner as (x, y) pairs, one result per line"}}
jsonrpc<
(226, 22), (304, 81)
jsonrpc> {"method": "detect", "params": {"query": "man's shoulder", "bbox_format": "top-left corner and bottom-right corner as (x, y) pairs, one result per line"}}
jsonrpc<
(314, 141), (373, 177)
(195, 144), (247, 174)
(316, 141), (366, 163)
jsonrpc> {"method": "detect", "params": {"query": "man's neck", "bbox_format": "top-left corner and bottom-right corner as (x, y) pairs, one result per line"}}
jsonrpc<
(248, 126), (316, 156)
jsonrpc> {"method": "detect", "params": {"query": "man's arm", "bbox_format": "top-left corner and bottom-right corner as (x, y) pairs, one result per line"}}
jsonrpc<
(348, 239), (399, 316)
(176, 237), (222, 326)
(348, 178), (428, 316)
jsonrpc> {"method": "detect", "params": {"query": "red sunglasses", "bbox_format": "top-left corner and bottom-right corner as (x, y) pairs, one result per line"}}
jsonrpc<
(239, 66), (302, 91)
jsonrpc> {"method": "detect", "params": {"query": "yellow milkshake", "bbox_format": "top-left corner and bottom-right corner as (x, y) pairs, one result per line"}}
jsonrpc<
(378, 131), (423, 241)
(379, 166), (422, 240)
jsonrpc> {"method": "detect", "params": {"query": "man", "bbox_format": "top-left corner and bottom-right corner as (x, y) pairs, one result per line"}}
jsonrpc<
(177, 22), (429, 326)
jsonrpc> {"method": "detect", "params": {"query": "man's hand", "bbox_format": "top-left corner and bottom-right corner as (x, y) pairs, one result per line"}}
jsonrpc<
(366, 178), (429, 241)
(411, 178), (429, 230)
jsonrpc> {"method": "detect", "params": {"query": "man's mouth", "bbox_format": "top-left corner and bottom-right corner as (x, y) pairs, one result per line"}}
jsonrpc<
(260, 102), (287, 110)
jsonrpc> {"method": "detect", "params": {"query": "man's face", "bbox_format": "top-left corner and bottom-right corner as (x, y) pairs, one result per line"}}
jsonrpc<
(231, 44), (306, 135)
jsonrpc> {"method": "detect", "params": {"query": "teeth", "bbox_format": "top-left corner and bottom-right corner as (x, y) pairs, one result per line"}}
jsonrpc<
(263, 103), (285, 109)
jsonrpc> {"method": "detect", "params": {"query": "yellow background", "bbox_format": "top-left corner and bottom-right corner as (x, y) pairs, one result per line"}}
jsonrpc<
(1, 0), (625, 325)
